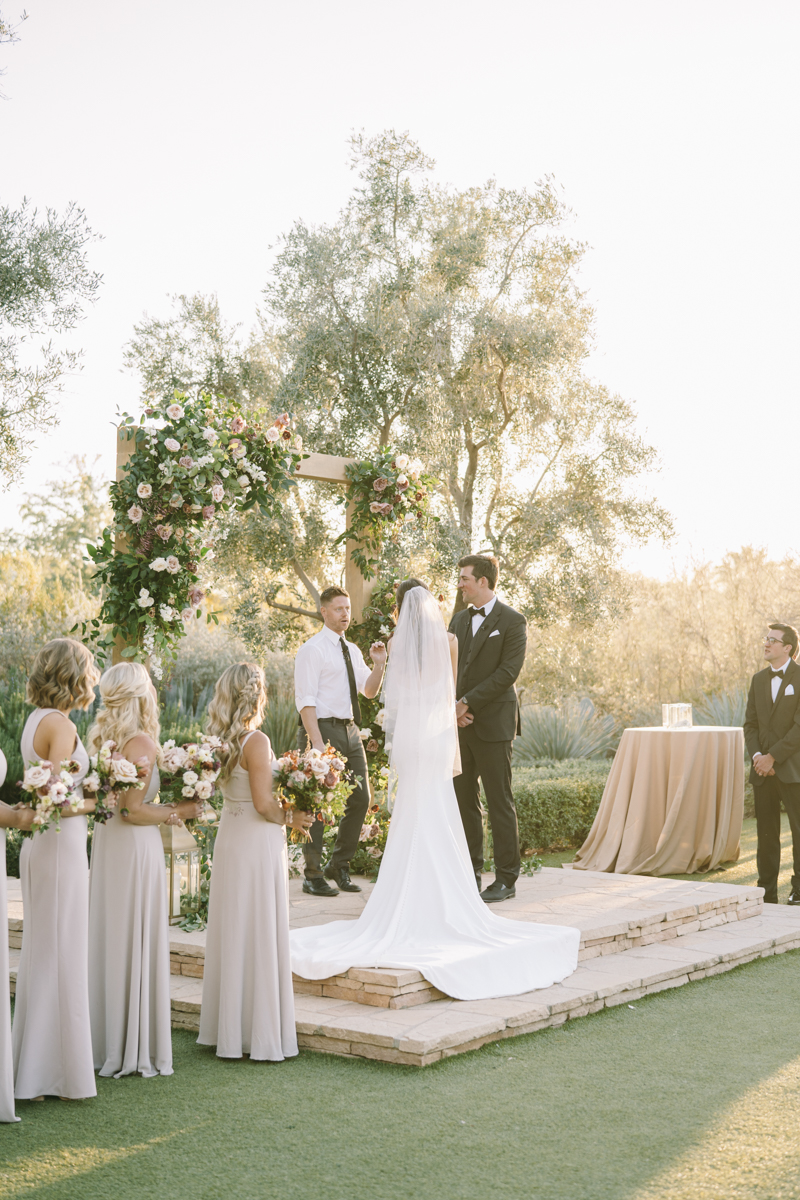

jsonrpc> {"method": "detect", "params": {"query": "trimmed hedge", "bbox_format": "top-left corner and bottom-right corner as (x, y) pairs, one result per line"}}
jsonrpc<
(511, 760), (611, 853)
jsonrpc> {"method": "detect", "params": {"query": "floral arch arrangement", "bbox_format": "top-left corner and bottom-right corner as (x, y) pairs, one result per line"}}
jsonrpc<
(82, 392), (304, 677)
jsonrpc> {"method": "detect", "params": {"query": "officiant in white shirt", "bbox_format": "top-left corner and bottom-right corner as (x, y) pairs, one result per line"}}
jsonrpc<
(294, 586), (387, 897)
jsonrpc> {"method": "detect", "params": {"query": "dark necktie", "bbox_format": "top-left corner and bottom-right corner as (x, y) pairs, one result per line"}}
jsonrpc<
(339, 638), (362, 725)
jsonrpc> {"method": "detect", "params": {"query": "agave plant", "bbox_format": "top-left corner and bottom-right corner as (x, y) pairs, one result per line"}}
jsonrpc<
(693, 685), (748, 727)
(513, 698), (617, 763)
(261, 692), (301, 758)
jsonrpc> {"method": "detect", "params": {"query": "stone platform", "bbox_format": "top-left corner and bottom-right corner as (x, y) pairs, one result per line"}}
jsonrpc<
(8, 869), (800, 1065)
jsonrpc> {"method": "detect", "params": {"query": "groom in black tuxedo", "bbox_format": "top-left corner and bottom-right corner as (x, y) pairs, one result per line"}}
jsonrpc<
(744, 621), (800, 905)
(449, 554), (527, 903)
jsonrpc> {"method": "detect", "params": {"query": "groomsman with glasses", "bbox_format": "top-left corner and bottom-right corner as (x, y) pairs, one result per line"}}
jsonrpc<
(744, 622), (800, 905)
(294, 586), (387, 897)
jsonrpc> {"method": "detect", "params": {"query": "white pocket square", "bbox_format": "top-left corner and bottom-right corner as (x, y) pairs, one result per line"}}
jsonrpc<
(489, 630), (500, 638)
(786, 684), (795, 696)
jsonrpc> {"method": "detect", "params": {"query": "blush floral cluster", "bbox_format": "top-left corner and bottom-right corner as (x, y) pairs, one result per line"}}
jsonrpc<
(82, 739), (151, 822)
(335, 448), (437, 580)
(272, 745), (356, 845)
(17, 758), (85, 835)
(80, 391), (305, 676)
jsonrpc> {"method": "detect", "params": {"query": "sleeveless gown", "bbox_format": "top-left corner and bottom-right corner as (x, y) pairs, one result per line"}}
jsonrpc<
(0, 750), (19, 1121)
(13, 708), (96, 1099)
(88, 762), (173, 1077)
(198, 733), (297, 1060)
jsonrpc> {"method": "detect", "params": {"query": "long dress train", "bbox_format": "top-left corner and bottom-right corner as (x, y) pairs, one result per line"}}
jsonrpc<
(88, 765), (173, 1077)
(198, 733), (297, 1060)
(0, 750), (19, 1121)
(291, 588), (581, 1001)
(12, 709), (96, 1099)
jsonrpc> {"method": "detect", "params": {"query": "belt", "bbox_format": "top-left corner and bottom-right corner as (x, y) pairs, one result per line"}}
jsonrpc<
(318, 716), (355, 726)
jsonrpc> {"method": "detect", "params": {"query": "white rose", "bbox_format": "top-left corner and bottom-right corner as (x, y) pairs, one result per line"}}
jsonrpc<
(380, 767), (390, 777)
(166, 403), (185, 419)
(211, 484), (224, 502)
(165, 438), (180, 452)
(237, 475), (250, 487)
(359, 728), (372, 740)
(83, 771), (101, 793)
(169, 493), (183, 508)
(182, 785), (196, 797)
(24, 763), (51, 789)
(112, 758), (139, 783)
(137, 482), (153, 499)
(265, 427), (280, 443)
(182, 770), (199, 785)
(394, 454), (409, 470)
(310, 760), (328, 777)
(195, 780), (213, 799)
(159, 604), (175, 621)
(375, 709), (386, 728)
(232, 443), (247, 460)
(127, 504), (144, 523)
(221, 468), (229, 478)
(203, 549), (215, 561)
(290, 770), (307, 787)
(396, 474), (408, 487)
(165, 555), (180, 574)
(137, 588), (154, 608)
(150, 557), (168, 572)
(202, 427), (218, 444)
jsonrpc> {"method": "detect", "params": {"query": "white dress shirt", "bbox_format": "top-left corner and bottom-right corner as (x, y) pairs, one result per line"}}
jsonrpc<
(470, 594), (497, 637)
(771, 658), (791, 703)
(294, 624), (371, 720)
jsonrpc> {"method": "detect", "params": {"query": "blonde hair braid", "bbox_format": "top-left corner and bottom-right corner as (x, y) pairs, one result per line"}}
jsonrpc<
(206, 662), (267, 784)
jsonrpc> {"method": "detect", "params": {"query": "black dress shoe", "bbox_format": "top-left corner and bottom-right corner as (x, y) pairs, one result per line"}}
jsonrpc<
(302, 878), (339, 897)
(788, 892), (800, 905)
(480, 880), (516, 904)
(324, 865), (362, 893)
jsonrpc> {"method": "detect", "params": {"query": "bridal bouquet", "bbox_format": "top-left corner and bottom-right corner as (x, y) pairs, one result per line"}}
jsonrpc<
(17, 758), (84, 835)
(158, 735), (226, 828)
(272, 744), (356, 844)
(83, 740), (151, 822)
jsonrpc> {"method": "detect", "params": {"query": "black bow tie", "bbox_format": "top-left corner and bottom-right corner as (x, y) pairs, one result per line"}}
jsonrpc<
(772, 669), (786, 676)
(469, 606), (486, 618)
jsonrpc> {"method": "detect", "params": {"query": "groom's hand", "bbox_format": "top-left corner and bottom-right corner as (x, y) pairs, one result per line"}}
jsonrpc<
(369, 641), (387, 668)
(457, 713), (473, 727)
(456, 701), (470, 720)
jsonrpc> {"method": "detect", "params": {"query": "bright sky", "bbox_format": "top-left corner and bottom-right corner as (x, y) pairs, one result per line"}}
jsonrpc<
(1, 0), (797, 576)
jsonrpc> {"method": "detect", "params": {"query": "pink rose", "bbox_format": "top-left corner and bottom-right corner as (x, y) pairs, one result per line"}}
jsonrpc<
(202, 505), (215, 519)
(373, 477), (389, 492)
(366, 739), (379, 753)
(275, 412), (290, 427)
(154, 524), (172, 541)
(179, 456), (193, 469)
(165, 555), (180, 574)
(230, 416), (246, 433)
(379, 503), (393, 516)
(181, 607), (194, 622)
(188, 585), (205, 608)
(324, 771), (338, 788)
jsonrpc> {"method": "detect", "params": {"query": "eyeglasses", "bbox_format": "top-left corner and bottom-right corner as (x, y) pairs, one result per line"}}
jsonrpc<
(763, 636), (787, 645)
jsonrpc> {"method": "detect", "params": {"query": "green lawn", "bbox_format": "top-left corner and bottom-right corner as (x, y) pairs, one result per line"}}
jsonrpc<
(3, 817), (800, 1200)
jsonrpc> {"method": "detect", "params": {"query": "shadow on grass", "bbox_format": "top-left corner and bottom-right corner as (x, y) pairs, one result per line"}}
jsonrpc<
(3, 948), (800, 1200)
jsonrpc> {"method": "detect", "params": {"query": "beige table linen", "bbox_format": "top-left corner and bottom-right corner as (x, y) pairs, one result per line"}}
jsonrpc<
(573, 727), (744, 876)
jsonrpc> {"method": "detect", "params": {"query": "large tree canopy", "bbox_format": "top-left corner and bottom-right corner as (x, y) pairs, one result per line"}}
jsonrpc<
(125, 131), (671, 634)
(0, 199), (101, 482)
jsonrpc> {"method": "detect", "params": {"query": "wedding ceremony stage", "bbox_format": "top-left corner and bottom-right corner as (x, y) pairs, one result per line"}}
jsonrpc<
(9, 867), (800, 1068)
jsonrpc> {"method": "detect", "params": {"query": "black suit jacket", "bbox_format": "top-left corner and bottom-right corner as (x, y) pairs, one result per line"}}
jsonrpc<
(448, 599), (527, 743)
(743, 658), (800, 786)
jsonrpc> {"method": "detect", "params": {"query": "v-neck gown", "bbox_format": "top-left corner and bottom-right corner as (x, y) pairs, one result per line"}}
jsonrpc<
(198, 734), (297, 1060)
(88, 764), (173, 1078)
(12, 708), (96, 1100)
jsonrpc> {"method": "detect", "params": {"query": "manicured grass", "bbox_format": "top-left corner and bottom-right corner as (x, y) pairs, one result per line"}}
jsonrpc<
(2, 945), (800, 1198)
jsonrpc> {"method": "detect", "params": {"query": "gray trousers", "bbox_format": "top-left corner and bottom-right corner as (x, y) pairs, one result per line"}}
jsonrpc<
(298, 718), (371, 879)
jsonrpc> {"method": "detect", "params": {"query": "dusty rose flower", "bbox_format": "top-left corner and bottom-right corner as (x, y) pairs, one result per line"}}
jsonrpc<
(165, 438), (180, 452)
(179, 456), (193, 470)
(202, 505), (215, 519)
(369, 501), (382, 513)
(366, 739), (379, 753)
(24, 763), (52, 789)
(127, 504), (144, 523)
(111, 758), (139, 784)
(379, 503), (393, 516)
(275, 412), (290, 427)
(165, 555), (180, 574)
(264, 427), (280, 443)
(188, 585), (205, 607)
(396, 475), (409, 490)
(211, 484), (224, 502)
(281, 429), (292, 441)
(136, 482), (152, 499)
(373, 477), (389, 492)
(324, 771), (338, 788)
(180, 607), (194, 622)
(230, 416), (246, 433)
(154, 524), (172, 541)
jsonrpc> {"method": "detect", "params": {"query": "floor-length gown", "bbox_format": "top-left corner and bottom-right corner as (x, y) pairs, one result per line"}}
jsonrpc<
(0, 750), (19, 1121)
(291, 588), (581, 1002)
(12, 709), (96, 1099)
(88, 765), (173, 1077)
(198, 733), (297, 1060)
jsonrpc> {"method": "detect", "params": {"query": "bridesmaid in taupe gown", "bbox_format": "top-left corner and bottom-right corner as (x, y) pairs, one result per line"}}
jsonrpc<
(12, 638), (100, 1102)
(0, 747), (35, 1120)
(87, 662), (201, 1078)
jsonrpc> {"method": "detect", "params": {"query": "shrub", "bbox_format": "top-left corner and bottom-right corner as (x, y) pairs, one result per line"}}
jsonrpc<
(514, 699), (617, 763)
(693, 685), (747, 727)
(261, 693), (300, 758)
(511, 762), (610, 852)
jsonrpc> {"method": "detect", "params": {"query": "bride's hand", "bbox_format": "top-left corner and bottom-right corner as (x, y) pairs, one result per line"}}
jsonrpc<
(369, 641), (387, 667)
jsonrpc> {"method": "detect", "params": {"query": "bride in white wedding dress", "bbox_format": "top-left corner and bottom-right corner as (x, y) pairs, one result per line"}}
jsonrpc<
(290, 584), (580, 1001)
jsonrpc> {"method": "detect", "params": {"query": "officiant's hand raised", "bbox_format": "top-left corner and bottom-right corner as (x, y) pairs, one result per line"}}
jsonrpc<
(369, 641), (387, 667)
